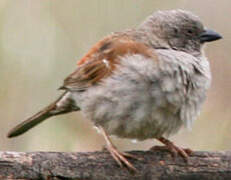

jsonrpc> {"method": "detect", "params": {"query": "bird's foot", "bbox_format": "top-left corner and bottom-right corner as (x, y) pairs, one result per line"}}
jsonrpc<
(99, 126), (138, 172)
(105, 144), (138, 172)
(151, 137), (193, 161)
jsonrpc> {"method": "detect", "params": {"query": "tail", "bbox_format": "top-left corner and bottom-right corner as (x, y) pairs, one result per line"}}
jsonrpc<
(7, 91), (80, 138)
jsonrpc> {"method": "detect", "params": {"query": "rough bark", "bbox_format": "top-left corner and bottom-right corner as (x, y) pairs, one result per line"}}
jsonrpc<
(0, 150), (231, 180)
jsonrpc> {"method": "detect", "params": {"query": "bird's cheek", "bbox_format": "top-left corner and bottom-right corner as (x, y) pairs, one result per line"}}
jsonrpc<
(168, 38), (184, 49)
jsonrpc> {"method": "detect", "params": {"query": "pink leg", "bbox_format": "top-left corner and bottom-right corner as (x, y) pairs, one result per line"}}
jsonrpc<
(99, 126), (138, 172)
(151, 137), (192, 160)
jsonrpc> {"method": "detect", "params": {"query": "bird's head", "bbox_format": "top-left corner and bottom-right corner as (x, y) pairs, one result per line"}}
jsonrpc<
(139, 9), (222, 56)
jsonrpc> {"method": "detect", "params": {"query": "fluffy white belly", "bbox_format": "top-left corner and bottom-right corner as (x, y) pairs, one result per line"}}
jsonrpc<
(72, 53), (210, 140)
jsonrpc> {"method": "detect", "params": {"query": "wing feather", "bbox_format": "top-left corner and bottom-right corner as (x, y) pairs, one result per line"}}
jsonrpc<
(61, 34), (155, 91)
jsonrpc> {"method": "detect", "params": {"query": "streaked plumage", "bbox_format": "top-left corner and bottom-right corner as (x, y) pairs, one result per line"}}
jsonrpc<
(7, 10), (222, 171)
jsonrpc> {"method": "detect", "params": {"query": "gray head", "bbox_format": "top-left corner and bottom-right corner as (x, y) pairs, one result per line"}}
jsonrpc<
(139, 10), (222, 56)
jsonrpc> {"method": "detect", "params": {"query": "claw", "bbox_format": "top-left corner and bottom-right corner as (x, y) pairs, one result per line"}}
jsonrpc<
(99, 126), (138, 172)
(105, 146), (137, 172)
(151, 137), (193, 161)
(122, 152), (143, 161)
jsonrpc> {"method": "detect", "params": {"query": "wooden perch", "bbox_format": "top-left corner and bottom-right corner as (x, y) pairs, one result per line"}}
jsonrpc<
(0, 150), (231, 180)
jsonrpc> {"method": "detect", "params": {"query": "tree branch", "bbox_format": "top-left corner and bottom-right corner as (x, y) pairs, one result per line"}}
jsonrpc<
(0, 150), (231, 180)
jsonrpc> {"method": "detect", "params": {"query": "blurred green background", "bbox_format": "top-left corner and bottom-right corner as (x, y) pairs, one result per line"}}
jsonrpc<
(0, 0), (230, 152)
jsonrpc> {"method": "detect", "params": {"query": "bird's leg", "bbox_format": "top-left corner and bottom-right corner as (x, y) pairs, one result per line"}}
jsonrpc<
(151, 137), (192, 160)
(99, 126), (137, 172)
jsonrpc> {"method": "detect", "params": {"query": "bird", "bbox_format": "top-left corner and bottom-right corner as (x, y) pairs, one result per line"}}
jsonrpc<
(7, 9), (222, 171)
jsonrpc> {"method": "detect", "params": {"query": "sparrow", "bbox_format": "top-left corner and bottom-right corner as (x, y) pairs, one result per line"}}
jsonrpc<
(7, 9), (222, 171)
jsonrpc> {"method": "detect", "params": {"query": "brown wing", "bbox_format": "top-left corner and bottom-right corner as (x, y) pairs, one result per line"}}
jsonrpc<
(61, 34), (156, 91)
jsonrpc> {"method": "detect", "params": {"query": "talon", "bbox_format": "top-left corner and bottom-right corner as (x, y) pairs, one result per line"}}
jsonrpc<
(154, 137), (193, 161)
(150, 145), (178, 157)
(99, 126), (138, 172)
(122, 152), (143, 161)
(105, 144), (137, 172)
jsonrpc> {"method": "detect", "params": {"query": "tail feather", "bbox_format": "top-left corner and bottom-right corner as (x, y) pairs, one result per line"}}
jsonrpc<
(7, 92), (80, 138)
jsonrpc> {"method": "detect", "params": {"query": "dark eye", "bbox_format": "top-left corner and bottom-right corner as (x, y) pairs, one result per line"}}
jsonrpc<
(174, 28), (178, 34)
(187, 29), (193, 34)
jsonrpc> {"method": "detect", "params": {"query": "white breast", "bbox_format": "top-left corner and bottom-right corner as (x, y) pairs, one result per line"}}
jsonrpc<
(71, 51), (211, 140)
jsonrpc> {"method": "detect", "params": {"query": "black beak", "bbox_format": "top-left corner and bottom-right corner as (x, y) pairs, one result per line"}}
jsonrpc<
(200, 29), (222, 43)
